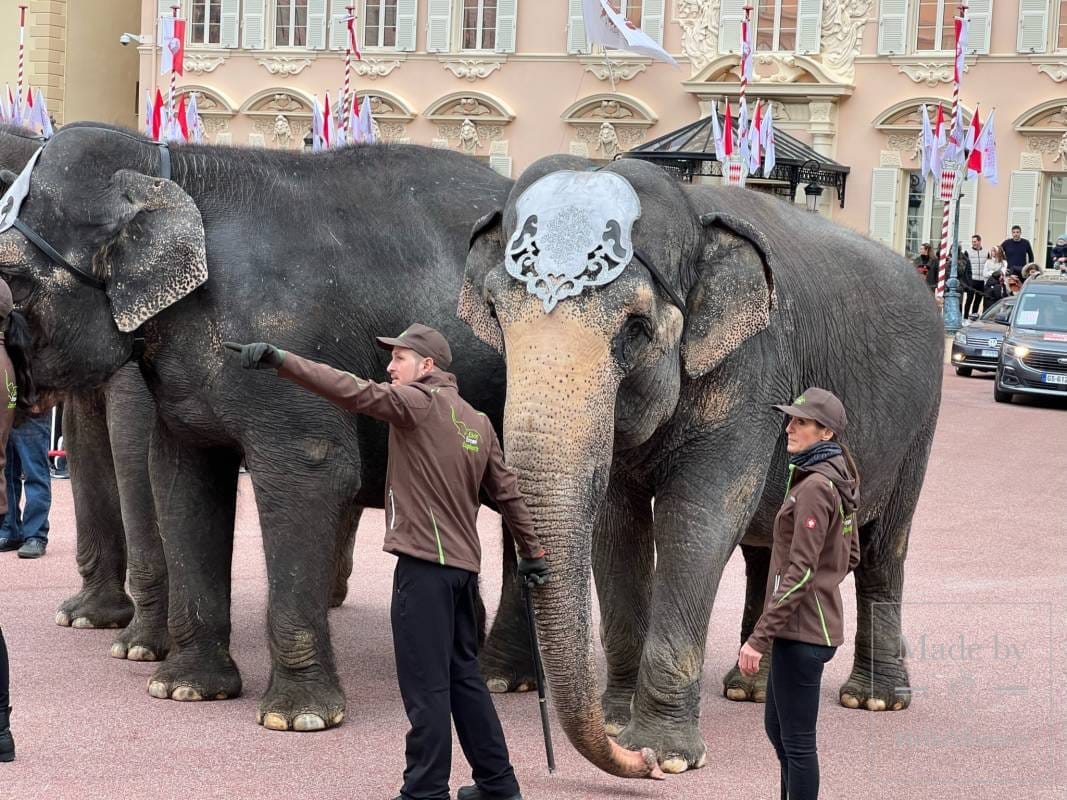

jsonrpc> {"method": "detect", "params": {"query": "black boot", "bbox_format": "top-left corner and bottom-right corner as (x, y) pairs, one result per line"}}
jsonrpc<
(456, 787), (522, 800)
(0, 706), (14, 762)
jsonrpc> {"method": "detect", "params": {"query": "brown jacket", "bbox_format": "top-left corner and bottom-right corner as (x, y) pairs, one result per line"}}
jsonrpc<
(278, 353), (542, 573)
(746, 454), (860, 653)
(0, 337), (15, 516)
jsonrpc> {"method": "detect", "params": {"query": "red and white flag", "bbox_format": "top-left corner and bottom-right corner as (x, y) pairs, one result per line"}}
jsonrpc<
(8, 86), (21, 126)
(723, 99), (734, 157)
(919, 104), (934, 179)
(311, 95), (325, 152)
(740, 12), (755, 83)
(710, 101), (725, 162)
(175, 93), (189, 141)
(348, 94), (361, 144)
(761, 102), (776, 177)
(160, 16), (186, 75)
(582, 0), (678, 65)
(343, 13), (361, 59)
(186, 92), (203, 143)
(151, 88), (164, 141)
(359, 95), (376, 143)
(929, 102), (946, 179)
(964, 105), (980, 155)
(322, 93), (334, 149)
(747, 100), (762, 174)
(968, 108), (997, 184)
(953, 14), (968, 85)
(144, 90), (155, 137)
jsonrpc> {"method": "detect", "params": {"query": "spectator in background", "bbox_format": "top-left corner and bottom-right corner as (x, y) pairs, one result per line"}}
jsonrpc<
(965, 235), (989, 315)
(984, 270), (1007, 306)
(1000, 226), (1034, 277)
(1022, 263), (1042, 281)
(967, 235), (989, 273)
(0, 405), (53, 559)
(1006, 274), (1023, 296)
(914, 243), (936, 292)
(1053, 235), (1067, 272)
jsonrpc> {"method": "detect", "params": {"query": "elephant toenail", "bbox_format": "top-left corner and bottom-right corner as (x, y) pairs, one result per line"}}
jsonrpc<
(293, 714), (326, 732)
(171, 686), (203, 702)
(262, 713), (290, 731)
(110, 643), (128, 659)
(695, 751), (708, 769)
(329, 711), (345, 726)
(148, 681), (170, 699)
(866, 698), (887, 711)
(71, 617), (94, 629)
(127, 646), (157, 662)
(840, 693), (860, 708)
(55, 612), (71, 627)
(485, 679), (509, 693)
(661, 757), (689, 774)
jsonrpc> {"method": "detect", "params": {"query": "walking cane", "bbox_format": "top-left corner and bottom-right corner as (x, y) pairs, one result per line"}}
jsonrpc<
(522, 577), (556, 774)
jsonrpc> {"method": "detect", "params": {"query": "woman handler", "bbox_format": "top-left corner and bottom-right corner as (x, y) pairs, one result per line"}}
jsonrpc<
(737, 387), (861, 800)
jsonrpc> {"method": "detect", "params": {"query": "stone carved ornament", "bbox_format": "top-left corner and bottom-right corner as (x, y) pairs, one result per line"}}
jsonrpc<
(256, 56), (313, 76)
(887, 132), (923, 160)
(575, 123), (644, 153)
(1037, 63), (1067, 82)
(437, 121), (502, 150)
(354, 59), (401, 79)
(1027, 133), (1067, 163)
(506, 171), (641, 313)
(442, 60), (503, 81)
(676, 0), (871, 85)
(185, 53), (227, 74)
(899, 62), (969, 86)
(585, 61), (647, 82)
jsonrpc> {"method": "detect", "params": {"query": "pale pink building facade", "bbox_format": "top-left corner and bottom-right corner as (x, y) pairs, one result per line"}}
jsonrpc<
(132, 0), (1067, 261)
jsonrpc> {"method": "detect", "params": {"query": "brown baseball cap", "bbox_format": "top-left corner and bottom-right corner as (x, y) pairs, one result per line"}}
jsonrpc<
(774, 387), (847, 436)
(376, 322), (452, 369)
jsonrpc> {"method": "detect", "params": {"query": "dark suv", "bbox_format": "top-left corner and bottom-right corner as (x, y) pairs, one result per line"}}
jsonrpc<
(995, 273), (1067, 403)
(951, 298), (1016, 376)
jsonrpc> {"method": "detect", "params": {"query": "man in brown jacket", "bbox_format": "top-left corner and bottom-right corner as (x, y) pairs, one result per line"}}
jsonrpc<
(225, 324), (547, 800)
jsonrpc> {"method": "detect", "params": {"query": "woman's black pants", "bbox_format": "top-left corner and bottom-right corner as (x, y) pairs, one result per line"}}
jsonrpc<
(764, 637), (836, 799)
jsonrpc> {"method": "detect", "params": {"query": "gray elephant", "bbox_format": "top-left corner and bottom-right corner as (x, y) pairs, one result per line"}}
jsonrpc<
(0, 123), (546, 731)
(459, 157), (943, 776)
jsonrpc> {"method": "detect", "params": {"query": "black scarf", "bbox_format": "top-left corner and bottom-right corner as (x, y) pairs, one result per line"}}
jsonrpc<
(789, 440), (843, 471)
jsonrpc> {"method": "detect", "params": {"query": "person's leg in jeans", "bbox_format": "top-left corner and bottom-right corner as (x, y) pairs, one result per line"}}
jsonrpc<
(0, 627), (13, 761)
(452, 572), (520, 798)
(771, 638), (836, 800)
(391, 555), (456, 800)
(0, 441), (23, 546)
(764, 642), (788, 798)
(12, 417), (51, 544)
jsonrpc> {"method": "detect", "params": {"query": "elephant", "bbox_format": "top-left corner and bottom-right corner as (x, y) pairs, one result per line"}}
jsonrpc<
(0, 123), (542, 730)
(458, 156), (944, 776)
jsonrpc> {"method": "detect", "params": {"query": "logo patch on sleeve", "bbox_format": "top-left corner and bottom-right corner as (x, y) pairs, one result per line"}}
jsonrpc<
(804, 516), (817, 529)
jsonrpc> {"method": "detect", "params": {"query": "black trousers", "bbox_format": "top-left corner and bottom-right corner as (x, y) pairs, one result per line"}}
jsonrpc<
(764, 637), (836, 800)
(0, 628), (9, 710)
(964, 279), (987, 317)
(392, 555), (519, 800)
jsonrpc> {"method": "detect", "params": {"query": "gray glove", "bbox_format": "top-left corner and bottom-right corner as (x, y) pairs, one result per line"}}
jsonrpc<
(517, 555), (550, 587)
(223, 341), (286, 370)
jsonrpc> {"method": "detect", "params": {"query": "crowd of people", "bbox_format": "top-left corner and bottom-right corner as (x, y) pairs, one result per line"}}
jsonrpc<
(913, 225), (1066, 314)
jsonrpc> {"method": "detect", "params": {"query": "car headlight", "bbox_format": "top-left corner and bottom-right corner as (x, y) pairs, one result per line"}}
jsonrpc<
(1005, 344), (1030, 358)
(953, 332), (966, 345)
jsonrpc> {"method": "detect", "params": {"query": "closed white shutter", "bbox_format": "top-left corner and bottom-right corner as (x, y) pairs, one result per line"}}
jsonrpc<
(489, 154), (513, 177)
(641, 0), (666, 45)
(308, 0), (329, 49)
(243, 0), (267, 49)
(869, 168), (901, 248)
(495, 0), (518, 52)
(329, 9), (349, 49)
(220, 0), (241, 47)
(156, 0), (172, 44)
(795, 0), (823, 53)
(877, 0), (909, 55)
(396, 0), (418, 50)
(1017, 0), (1050, 52)
(957, 175), (979, 245)
(966, 0), (992, 53)
(427, 0), (452, 52)
(567, 0), (588, 53)
(719, 0), (745, 53)
(1006, 170), (1041, 240)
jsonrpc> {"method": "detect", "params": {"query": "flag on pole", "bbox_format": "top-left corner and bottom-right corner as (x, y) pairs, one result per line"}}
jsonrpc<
(175, 93), (189, 141)
(186, 92), (203, 143)
(740, 12), (755, 83)
(723, 99), (734, 157)
(964, 105), (980, 157)
(581, 0), (678, 65)
(359, 95), (375, 143)
(919, 104), (934, 179)
(311, 95), (324, 152)
(747, 100), (762, 174)
(967, 108), (995, 182)
(930, 102), (946, 179)
(8, 86), (21, 126)
(710, 101), (725, 162)
(343, 12), (361, 60)
(348, 94), (361, 144)
(0, 89), (9, 123)
(160, 16), (186, 75)
(323, 92), (334, 149)
(977, 108), (998, 185)
(736, 97), (749, 171)
(761, 102), (776, 177)
(31, 88), (52, 137)
(151, 88), (164, 141)
(144, 91), (154, 137)
(953, 15), (968, 84)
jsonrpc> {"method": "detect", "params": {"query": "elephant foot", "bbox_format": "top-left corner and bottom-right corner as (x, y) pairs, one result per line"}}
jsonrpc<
(56, 586), (134, 630)
(480, 609), (537, 694)
(147, 650), (242, 702)
(616, 715), (707, 775)
(722, 661), (768, 703)
(328, 581), (348, 609)
(256, 666), (345, 732)
(601, 688), (634, 737)
(839, 661), (911, 712)
(110, 614), (171, 662)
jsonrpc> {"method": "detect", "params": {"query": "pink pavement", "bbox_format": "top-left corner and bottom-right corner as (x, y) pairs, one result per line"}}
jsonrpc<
(0, 366), (1064, 800)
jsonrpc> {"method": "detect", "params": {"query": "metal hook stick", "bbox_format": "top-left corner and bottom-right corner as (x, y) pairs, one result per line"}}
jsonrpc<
(522, 578), (556, 774)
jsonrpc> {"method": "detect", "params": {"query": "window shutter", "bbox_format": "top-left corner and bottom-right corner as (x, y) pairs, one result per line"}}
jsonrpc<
(495, 0), (518, 52)
(719, 0), (745, 53)
(641, 0), (666, 45)
(877, 0), (909, 55)
(396, 0), (418, 50)
(869, 168), (901, 248)
(329, 8), (349, 50)
(957, 174), (979, 245)
(427, 0), (451, 52)
(1006, 170), (1041, 240)
(243, 0), (266, 49)
(1017, 0), (1049, 53)
(220, 0), (241, 47)
(966, 0), (992, 53)
(567, 0), (588, 53)
(795, 0), (823, 53)
(308, 0), (329, 49)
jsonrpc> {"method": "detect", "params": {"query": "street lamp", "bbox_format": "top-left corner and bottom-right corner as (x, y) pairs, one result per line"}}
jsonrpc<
(804, 181), (823, 213)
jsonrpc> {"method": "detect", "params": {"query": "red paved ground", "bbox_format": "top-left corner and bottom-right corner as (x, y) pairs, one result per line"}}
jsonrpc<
(0, 366), (1064, 800)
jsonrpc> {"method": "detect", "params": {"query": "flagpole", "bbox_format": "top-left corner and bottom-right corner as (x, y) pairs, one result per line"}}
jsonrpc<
(342, 5), (354, 142)
(936, 4), (967, 332)
(16, 4), (26, 114)
(740, 6), (751, 115)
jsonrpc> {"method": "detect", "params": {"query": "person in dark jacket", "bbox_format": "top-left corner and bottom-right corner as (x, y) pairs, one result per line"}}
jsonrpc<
(738, 387), (860, 800)
(225, 324), (549, 800)
(0, 280), (40, 765)
(1053, 235), (1067, 273)
(984, 270), (1008, 305)
(1000, 226), (1034, 276)
(913, 243), (935, 290)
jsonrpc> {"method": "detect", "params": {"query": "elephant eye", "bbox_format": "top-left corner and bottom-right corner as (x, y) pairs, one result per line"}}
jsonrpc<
(618, 314), (653, 364)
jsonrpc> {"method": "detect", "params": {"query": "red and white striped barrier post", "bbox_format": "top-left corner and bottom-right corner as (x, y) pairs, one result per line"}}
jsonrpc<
(342, 6), (355, 141)
(16, 4), (27, 113)
(936, 4), (968, 303)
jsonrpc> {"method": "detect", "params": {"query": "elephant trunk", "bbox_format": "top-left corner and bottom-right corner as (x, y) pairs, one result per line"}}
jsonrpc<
(502, 323), (657, 779)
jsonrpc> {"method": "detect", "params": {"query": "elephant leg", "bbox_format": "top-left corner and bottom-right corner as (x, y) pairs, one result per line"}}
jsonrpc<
(595, 478), (653, 736)
(480, 519), (537, 694)
(247, 446), (350, 732)
(55, 391), (135, 630)
(146, 423), (242, 703)
(617, 452), (770, 774)
(328, 504), (361, 609)
(105, 365), (170, 662)
(722, 543), (772, 703)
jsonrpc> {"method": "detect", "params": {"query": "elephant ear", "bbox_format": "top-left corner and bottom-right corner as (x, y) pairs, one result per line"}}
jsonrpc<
(457, 209), (505, 354)
(100, 169), (208, 333)
(681, 212), (776, 378)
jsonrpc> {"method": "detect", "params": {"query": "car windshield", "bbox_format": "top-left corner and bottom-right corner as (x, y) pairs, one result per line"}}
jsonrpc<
(1013, 292), (1067, 332)
(982, 299), (1015, 322)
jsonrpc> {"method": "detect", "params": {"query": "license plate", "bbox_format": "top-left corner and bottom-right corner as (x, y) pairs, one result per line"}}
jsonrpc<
(981, 349), (998, 358)
(1042, 373), (1067, 385)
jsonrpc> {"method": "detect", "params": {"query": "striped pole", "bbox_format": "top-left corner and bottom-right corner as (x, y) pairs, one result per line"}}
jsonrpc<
(936, 4), (967, 301)
(168, 5), (180, 139)
(342, 6), (354, 141)
(740, 6), (751, 114)
(16, 5), (27, 113)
